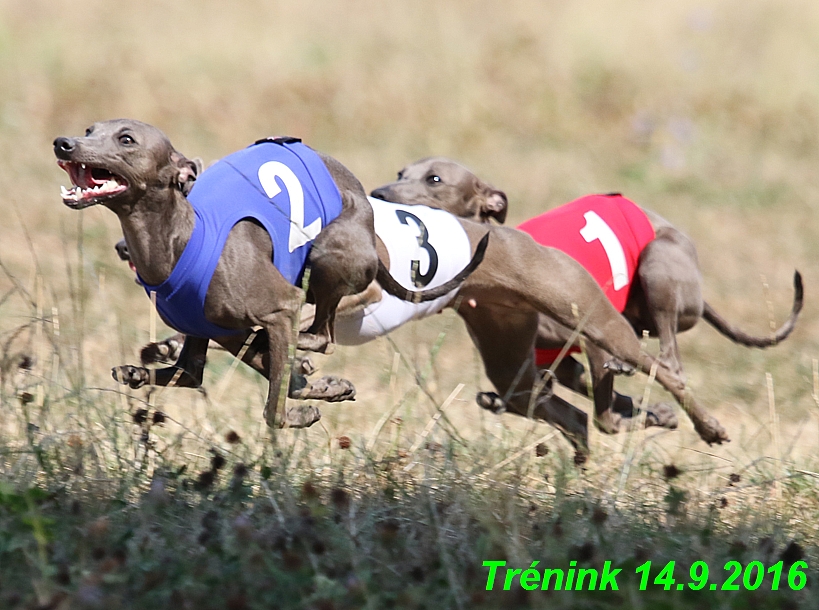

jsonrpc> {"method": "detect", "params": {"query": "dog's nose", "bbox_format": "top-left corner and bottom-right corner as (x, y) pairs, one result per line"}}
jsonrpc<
(53, 137), (76, 158)
(369, 187), (390, 201)
(114, 239), (130, 261)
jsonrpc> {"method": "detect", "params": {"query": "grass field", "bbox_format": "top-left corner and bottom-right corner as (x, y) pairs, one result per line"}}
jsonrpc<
(1, 0), (819, 608)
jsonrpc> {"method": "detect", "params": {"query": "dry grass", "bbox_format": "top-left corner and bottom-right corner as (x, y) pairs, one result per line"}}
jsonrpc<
(1, 0), (819, 607)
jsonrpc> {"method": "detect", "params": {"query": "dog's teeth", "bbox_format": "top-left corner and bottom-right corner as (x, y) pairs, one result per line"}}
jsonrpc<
(81, 163), (86, 170)
(60, 185), (69, 197)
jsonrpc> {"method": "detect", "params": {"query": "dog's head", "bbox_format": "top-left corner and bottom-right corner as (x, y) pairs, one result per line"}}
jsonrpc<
(53, 119), (200, 212)
(370, 157), (507, 224)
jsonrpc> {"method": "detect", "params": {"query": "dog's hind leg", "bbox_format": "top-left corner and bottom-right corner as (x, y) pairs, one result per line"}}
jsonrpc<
(633, 231), (704, 378)
(300, 191), (379, 353)
(480, 226), (725, 444)
(458, 304), (589, 456)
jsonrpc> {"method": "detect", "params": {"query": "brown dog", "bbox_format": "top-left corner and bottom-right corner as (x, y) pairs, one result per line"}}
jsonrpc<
(53, 121), (480, 428)
(370, 157), (803, 435)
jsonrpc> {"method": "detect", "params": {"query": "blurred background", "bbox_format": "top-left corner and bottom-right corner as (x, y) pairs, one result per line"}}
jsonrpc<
(1, 0), (818, 465)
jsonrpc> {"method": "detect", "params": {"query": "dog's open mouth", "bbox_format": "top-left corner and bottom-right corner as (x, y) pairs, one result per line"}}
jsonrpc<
(58, 161), (129, 206)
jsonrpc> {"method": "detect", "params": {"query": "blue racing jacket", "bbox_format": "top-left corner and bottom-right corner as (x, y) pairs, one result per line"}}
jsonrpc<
(138, 138), (343, 338)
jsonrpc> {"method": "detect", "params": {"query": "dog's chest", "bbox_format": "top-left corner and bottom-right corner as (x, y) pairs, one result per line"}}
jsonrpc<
(334, 198), (472, 345)
(517, 194), (655, 312)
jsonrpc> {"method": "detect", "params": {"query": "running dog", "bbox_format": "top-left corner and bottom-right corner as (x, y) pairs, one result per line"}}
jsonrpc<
(370, 157), (802, 436)
(54, 121), (481, 428)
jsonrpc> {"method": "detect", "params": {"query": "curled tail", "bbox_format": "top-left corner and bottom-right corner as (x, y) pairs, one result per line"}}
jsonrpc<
(703, 270), (803, 347)
(377, 232), (489, 304)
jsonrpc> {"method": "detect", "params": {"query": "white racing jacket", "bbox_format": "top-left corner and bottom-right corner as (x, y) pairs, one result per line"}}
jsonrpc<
(334, 197), (472, 345)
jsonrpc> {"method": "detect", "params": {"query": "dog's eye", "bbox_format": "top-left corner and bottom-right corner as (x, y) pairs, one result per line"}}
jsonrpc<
(119, 134), (135, 146)
(396, 171), (404, 180)
(426, 174), (442, 185)
(85, 127), (93, 136)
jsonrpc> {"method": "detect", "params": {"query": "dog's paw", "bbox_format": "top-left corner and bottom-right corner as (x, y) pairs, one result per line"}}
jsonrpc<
(264, 404), (322, 429)
(112, 365), (149, 389)
(295, 355), (316, 377)
(140, 336), (183, 365)
(291, 376), (355, 402)
(477, 391), (505, 414)
(603, 359), (636, 376)
(593, 412), (624, 435)
(282, 405), (322, 428)
(694, 414), (730, 445)
(296, 332), (334, 354)
(644, 402), (678, 430)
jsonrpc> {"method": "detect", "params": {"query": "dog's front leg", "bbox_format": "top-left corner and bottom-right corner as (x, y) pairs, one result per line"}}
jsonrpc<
(259, 309), (322, 429)
(112, 335), (209, 389)
(299, 191), (379, 353)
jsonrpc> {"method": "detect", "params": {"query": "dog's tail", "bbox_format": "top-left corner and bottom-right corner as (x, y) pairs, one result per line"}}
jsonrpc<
(702, 270), (803, 347)
(377, 233), (490, 304)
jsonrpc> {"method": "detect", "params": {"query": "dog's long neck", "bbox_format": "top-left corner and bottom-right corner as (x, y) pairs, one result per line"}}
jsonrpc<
(117, 189), (195, 287)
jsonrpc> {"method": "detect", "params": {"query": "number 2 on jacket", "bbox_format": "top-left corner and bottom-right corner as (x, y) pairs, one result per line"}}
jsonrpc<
(258, 161), (322, 253)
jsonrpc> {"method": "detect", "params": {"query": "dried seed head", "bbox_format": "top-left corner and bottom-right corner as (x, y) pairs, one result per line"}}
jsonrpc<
(330, 487), (350, 508)
(728, 473), (741, 485)
(151, 410), (167, 425)
(210, 451), (226, 471)
(758, 536), (776, 557)
(718, 497), (729, 508)
(729, 540), (748, 556)
(195, 470), (216, 491)
(301, 481), (320, 501)
(233, 463), (248, 479)
(132, 408), (148, 425)
(337, 436), (352, 450)
(663, 464), (681, 480)
(591, 506), (608, 525)
(225, 430), (241, 444)
(570, 541), (596, 563)
(18, 392), (34, 405)
(780, 541), (804, 565)
(535, 443), (549, 457)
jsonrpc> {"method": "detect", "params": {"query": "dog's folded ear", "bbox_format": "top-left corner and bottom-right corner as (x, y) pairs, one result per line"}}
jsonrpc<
(171, 151), (201, 196)
(482, 189), (508, 224)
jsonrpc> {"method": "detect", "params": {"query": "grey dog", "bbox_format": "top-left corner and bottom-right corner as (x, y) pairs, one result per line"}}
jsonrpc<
(53, 120), (480, 428)
(370, 157), (802, 437)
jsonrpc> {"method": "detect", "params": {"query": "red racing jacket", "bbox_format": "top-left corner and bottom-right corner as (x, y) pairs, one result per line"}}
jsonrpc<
(516, 194), (655, 366)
